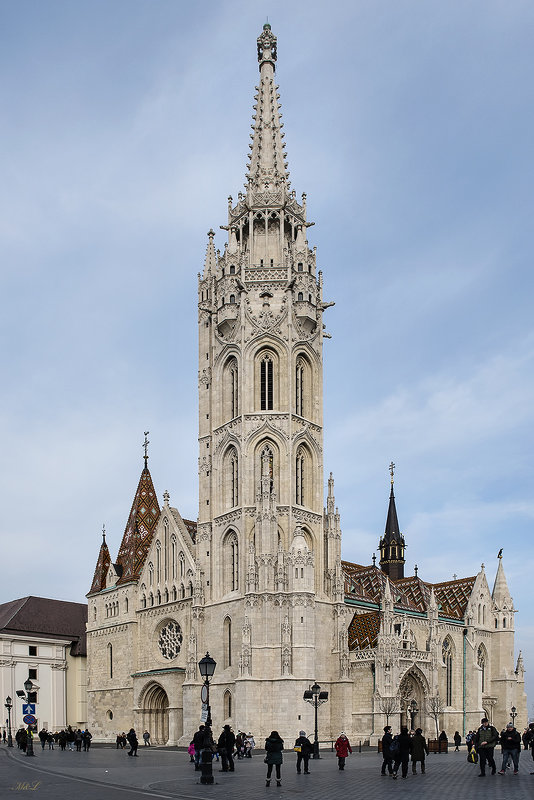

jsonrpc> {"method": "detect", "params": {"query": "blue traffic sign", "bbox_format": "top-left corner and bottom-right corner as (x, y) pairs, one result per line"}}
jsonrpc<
(22, 704), (35, 715)
(23, 714), (36, 725)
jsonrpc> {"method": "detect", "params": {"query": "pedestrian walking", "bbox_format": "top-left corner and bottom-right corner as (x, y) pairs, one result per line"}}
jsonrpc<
(453, 731), (461, 751)
(294, 730), (313, 774)
(127, 728), (138, 756)
(334, 732), (352, 770)
(381, 726), (394, 776)
(412, 728), (429, 774)
(392, 726), (413, 779)
(264, 730), (284, 787)
(498, 722), (521, 775)
(473, 717), (498, 777)
(193, 725), (205, 770)
(143, 730), (151, 746)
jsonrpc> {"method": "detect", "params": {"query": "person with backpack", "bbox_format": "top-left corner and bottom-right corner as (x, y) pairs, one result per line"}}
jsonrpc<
(473, 717), (498, 777)
(381, 726), (395, 776)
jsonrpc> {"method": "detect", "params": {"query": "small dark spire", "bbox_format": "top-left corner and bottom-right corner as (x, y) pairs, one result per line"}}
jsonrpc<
(143, 431), (150, 468)
(102, 523), (106, 544)
(414, 564), (418, 577)
(372, 553), (376, 567)
(379, 463), (406, 581)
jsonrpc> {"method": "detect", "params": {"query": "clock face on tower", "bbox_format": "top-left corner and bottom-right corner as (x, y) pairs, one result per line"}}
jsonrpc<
(201, 684), (209, 704)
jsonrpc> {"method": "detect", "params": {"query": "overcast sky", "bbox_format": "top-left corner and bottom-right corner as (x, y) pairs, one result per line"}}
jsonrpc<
(1, 1), (533, 714)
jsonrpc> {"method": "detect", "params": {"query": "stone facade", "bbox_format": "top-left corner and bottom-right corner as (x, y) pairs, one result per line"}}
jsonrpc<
(86, 24), (527, 745)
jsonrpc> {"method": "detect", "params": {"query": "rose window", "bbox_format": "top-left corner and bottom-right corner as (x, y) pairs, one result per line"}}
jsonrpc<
(158, 621), (183, 660)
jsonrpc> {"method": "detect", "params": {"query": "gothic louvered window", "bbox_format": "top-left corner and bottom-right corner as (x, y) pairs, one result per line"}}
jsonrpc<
(260, 354), (273, 410)
(477, 645), (486, 693)
(295, 358), (304, 416)
(230, 448), (239, 507)
(296, 446), (305, 505)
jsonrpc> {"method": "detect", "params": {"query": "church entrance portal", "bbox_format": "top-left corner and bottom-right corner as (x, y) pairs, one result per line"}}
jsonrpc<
(141, 684), (169, 745)
(399, 671), (425, 731)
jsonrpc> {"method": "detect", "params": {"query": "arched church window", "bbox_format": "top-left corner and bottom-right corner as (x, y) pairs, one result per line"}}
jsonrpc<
(477, 645), (487, 693)
(224, 689), (232, 720)
(156, 542), (161, 583)
(171, 535), (177, 580)
(295, 446), (306, 506)
(260, 353), (274, 410)
(224, 617), (232, 668)
(157, 590), (161, 605)
(108, 643), (113, 679)
(223, 531), (239, 593)
(125, 597), (128, 613)
(149, 593), (154, 607)
(297, 262), (303, 272)
(503, 618), (507, 628)
(141, 594), (146, 608)
(164, 588), (169, 604)
(229, 294), (236, 304)
(179, 552), (185, 578)
(297, 291), (303, 301)
(442, 637), (453, 706)
(188, 581), (193, 597)
(93, 606), (97, 620)
(172, 586), (177, 601)
(149, 562), (154, 586)
(229, 265), (235, 274)
(295, 357), (304, 416)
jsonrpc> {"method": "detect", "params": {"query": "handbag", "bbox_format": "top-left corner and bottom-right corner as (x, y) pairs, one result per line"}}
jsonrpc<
(467, 750), (478, 763)
(294, 746), (302, 752)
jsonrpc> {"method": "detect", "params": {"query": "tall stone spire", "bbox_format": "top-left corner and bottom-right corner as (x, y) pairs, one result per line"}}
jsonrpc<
(246, 23), (289, 196)
(378, 463), (406, 580)
(491, 553), (512, 607)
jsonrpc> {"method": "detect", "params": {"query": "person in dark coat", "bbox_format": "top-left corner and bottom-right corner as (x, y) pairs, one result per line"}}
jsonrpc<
(294, 730), (313, 774)
(381, 726), (394, 776)
(498, 722), (521, 774)
(264, 731), (284, 787)
(453, 731), (461, 751)
(193, 725), (205, 770)
(126, 728), (138, 756)
(217, 724), (236, 772)
(392, 727), (413, 779)
(411, 728), (429, 773)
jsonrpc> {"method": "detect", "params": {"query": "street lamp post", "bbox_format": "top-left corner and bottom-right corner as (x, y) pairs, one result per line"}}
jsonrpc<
(303, 682), (329, 759)
(409, 699), (418, 730)
(510, 706), (517, 726)
(4, 697), (13, 747)
(23, 679), (34, 757)
(198, 653), (216, 785)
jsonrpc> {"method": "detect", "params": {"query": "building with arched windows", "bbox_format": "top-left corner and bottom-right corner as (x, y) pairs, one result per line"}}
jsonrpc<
(85, 24), (527, 744)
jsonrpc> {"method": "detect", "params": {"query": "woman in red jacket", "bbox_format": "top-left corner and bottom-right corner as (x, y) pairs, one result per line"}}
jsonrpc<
(334, 733), (352, 770)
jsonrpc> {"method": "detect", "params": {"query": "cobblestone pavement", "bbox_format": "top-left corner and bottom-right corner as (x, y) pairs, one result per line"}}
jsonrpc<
(2, 744), (534, 800)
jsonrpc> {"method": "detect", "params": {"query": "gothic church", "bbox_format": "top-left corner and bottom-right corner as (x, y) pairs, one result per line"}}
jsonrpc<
(86, 24), (527, 744)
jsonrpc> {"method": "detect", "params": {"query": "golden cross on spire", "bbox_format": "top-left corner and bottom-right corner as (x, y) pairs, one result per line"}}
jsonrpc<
(389, 461), (395, 484)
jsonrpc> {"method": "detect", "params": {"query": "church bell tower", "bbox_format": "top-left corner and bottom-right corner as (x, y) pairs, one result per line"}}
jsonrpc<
(189, 24), (346, 738)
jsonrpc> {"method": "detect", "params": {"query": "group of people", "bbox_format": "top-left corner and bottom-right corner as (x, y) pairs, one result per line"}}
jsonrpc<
(189, 725), (256, 771)
(381, 725), (429, 778)
(467, 718), (534, 777)
(11, 725), (93, 752)
(381, 718), (534, 779)
(116, 730), (151, 752)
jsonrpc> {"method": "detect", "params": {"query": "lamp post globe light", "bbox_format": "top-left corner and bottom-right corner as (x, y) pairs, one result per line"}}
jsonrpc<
(510, 706), (517, 725)
(198, 653), (216, 785)
(303, 682), (329, 759)
(22, 679), (34, 757)
(4, 696), (13, 747)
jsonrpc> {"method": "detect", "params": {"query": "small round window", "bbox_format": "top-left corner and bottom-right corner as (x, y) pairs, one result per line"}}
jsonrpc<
(158, 621), (183, 660)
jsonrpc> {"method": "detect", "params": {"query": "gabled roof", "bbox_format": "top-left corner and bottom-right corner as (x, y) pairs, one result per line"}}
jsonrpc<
(115, 466), (160, 585)
(0, 596), (87, 656)
(348, 611), (381, 650)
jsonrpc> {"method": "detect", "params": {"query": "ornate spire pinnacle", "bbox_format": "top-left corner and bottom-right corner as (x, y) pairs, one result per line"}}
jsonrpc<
(88, 525), (111, 594)
(379, 466), (406, 580)
(492, 555), (512, 607)
(143, 431), (149, 468)
(246, 24), (289, 195)
(102, 523), (106, 544)
(203, 229), (217, 278)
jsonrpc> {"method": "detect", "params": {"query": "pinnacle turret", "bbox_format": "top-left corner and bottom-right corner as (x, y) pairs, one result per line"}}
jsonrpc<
(378, 463), (406, 580)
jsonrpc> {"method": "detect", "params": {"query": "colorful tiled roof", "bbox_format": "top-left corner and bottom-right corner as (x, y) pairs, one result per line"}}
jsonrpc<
(348, 611), (381, 650)
(433, 576), (476, 619)
(88, 538), (111, 594)
(182, 518), (197, 543)
(342, 560), (476, 622)
(115, 467), (161, 585)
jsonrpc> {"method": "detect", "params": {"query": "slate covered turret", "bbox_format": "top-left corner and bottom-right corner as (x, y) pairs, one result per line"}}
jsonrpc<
(378, 464), (406, 581)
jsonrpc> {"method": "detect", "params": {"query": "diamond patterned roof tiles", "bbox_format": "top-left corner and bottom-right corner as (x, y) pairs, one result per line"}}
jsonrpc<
(115, 467), (161, 585)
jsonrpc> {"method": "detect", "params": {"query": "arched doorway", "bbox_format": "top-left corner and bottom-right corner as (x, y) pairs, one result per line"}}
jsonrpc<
(141, 683), (169, 745)
(399, 670), (426, 731)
